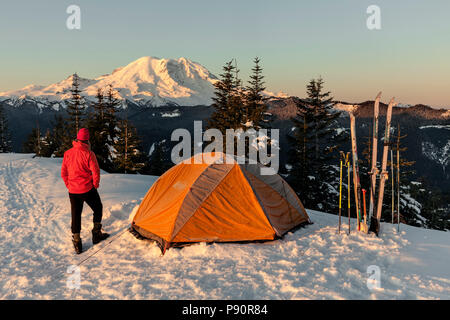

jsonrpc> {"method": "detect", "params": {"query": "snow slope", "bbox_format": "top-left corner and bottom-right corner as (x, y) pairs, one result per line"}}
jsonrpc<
(0, 154), (448, 299)
(0, 57), (218, 107)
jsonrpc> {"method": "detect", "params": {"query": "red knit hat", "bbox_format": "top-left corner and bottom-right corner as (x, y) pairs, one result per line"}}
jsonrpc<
(77, 128), (90, 141)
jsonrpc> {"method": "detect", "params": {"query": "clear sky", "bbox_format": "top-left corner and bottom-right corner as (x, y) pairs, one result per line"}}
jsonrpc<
(1, 0), (449, 108)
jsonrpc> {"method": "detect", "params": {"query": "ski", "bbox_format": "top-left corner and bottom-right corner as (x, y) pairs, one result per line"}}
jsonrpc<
(349, 113), (364, 232)
(374, 97), (396, 234)
(367, 92), (381, 233)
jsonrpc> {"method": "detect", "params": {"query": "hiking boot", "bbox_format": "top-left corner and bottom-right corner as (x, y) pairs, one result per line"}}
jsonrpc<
(92, 223), (110, 244)
(72, 233), (82, 254)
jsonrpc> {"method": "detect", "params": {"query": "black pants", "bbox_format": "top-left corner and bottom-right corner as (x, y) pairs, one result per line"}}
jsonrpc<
(69, 188), (103, 234)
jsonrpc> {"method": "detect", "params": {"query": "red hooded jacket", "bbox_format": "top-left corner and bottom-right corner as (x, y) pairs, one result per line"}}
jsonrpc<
(61, 141), (100, 194)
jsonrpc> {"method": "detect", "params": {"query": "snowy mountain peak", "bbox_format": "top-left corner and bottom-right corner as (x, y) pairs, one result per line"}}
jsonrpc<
(0, 56), (219, 107)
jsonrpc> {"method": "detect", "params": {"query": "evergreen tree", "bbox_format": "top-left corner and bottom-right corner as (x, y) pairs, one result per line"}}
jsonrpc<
(104, 84), (121, 142)
(0, 104), (12, 153)
(58, 73), (86, 154)
(208, 60), (245, 134)
(23, 128), (41, 155)
(113, 119), (147, 174)
(147, 140), (171, 176)
(40, 129), (54, 157)
(208, 58), (273, 158)
(51, 115), (67, 157)
(244, 57), (268, 130)
(413, 178), (448, 231)
(87, 88), (114, 171)
(287, 112), (317, 209)
(287, 78), (345, 212)
(23, 126), (53, 157)
(66, 73), (86, 135)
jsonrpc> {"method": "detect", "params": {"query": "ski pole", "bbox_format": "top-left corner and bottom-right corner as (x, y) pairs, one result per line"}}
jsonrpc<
(346, 152), (351, 235)
(362, 188), (367, 227)
(391, 148), (395, 225)
(338, 152), (343, 234)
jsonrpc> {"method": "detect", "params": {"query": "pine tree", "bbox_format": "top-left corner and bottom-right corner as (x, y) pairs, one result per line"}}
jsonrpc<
(23, 128), (41, 155)
(287, 112), (316, 209)
(87, 88), (114, 171)
(208, 60), (245, 134)
(244, 57), (268, 130)
(0, 104), (12, 153)
(413, 179), (448, 231)
(147, 140), (171, 176)
(51, 115), (67, 157)
(104, 84), (121, 142)
(40, 129), (54, 157)
(58, 73), (86, 154)
(113, 119), (147, 174)
(287, 78), (345, 212)
(66, 73), (86, 135)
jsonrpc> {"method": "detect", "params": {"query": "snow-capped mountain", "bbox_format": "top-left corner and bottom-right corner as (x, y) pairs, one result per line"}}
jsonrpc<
(0, 57), (219, 107)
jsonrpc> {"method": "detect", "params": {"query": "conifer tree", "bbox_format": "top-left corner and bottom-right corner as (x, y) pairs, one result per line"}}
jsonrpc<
(23, 128), (41, 155)
(412, 178), (448, 230)
(66, 73), (86, 135)
(208, 60), (245, 134)
(147, 140), (171, 176)
(51, 115), (67, 157)
(58, 73), (86, 154)
(287, 78), (345, 212)
(113, 119), (147, 174)
(0, 105), (12, 153)
(40, 129), (54, 157)
(244, 57), (268, 130)
(87, 88), (113, 171)
(104, 84), (121, 142)
(287, 112), (316, 208)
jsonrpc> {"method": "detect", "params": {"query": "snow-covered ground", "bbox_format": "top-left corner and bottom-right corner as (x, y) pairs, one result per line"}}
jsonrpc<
(0, 154), (448, 299)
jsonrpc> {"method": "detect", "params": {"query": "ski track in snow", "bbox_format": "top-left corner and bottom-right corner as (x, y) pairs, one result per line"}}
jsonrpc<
(0, 154), (449, 299)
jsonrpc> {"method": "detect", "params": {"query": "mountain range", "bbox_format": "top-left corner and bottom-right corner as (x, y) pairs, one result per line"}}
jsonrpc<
(1, 56), (448, 119)
(0, 56), (219, 108)
(1, 56), (449, 192)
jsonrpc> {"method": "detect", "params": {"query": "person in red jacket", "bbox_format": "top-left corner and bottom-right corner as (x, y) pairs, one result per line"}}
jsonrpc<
(61, 128), (109, 254)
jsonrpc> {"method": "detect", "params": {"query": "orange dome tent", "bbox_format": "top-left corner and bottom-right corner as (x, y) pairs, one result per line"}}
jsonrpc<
(131, 153), (310, 254)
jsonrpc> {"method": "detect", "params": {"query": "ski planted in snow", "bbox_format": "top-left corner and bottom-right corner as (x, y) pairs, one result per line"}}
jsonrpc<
(349, 113), (364, 232)
(367, 92), (381, 233)
(373, 97), (396, 235)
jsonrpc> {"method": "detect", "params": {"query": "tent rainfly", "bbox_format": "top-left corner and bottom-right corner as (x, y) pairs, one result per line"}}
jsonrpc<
(131, 152), (311, 254)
